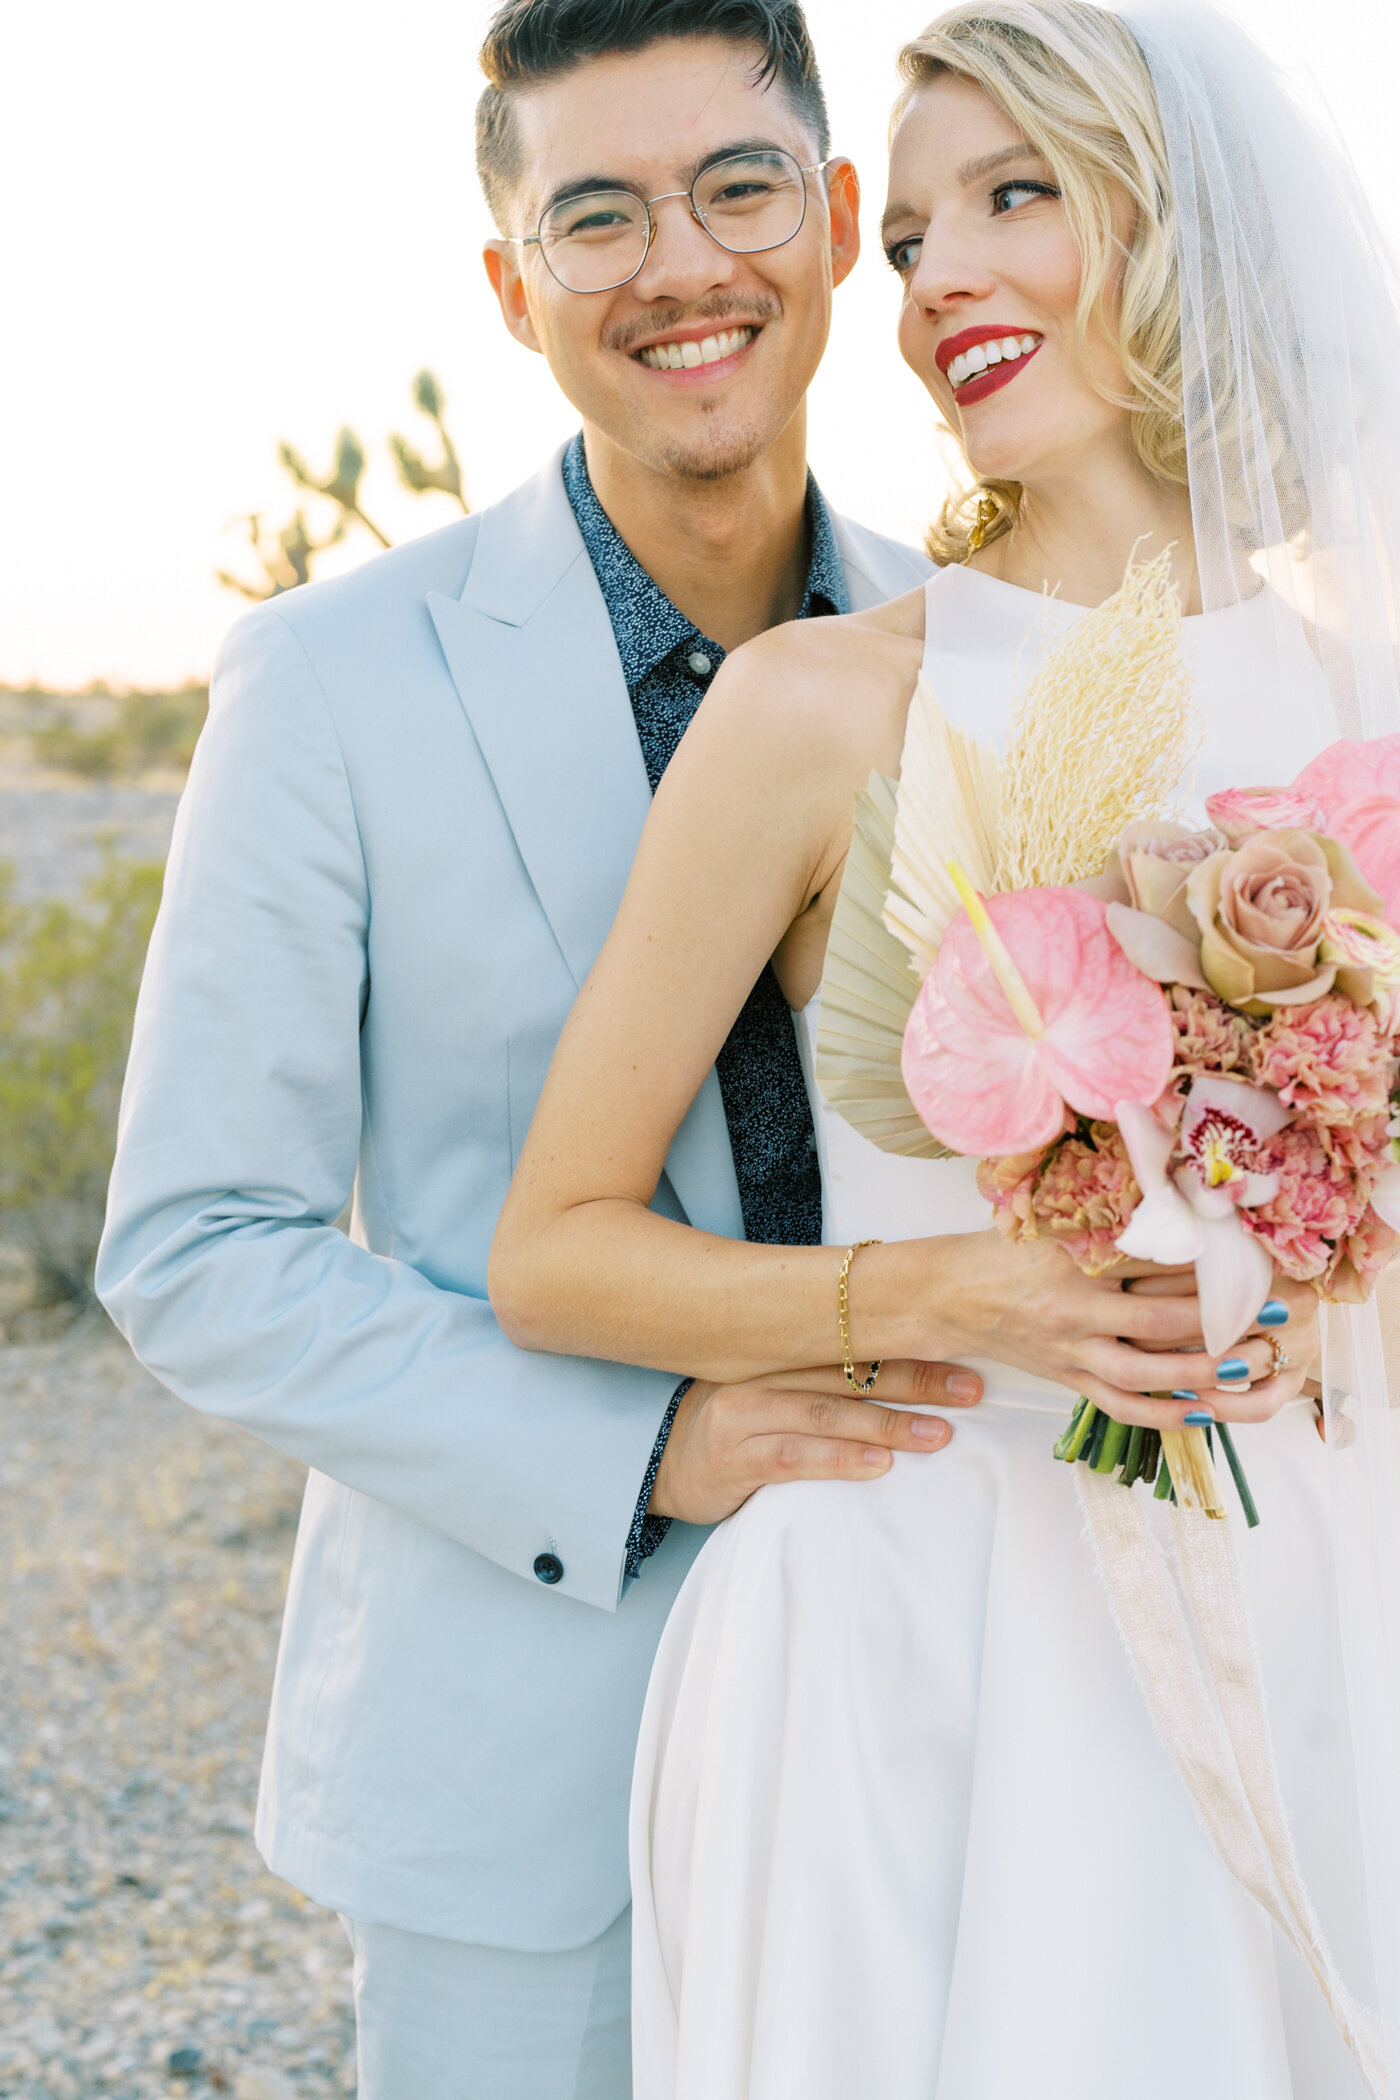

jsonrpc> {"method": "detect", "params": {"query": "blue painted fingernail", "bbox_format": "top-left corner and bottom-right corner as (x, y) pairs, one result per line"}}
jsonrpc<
(1184, 1409), (1215, 1425)
(1216, 1357), (1250, 1382)
(1259, 1299), (1289, 1327)
(1171, 1389), (1198, 1401)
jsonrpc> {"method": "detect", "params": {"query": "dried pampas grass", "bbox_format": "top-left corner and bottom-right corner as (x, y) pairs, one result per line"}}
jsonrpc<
(995, 547), (1198, 892)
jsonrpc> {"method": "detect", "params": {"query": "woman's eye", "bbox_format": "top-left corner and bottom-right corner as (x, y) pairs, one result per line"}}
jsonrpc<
(885, 236), (922, 275)
(991, 180), (1059, 216)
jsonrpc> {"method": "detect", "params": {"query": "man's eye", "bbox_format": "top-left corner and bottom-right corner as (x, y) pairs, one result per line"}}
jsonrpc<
(885, 236), (922, 275)
(991, 180), (1059, 215)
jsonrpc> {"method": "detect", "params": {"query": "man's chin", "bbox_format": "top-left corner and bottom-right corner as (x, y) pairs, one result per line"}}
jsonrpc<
(624, 404), (783, 485)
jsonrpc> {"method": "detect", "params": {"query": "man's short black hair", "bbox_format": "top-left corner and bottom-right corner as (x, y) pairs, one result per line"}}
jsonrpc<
(476, 0), (831, 230)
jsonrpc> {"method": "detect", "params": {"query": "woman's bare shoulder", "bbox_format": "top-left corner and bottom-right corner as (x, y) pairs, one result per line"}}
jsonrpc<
(692, 588), (926, 775)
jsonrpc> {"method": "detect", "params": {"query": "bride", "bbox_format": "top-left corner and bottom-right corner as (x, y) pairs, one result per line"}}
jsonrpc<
(491, 4), (1400, 2094)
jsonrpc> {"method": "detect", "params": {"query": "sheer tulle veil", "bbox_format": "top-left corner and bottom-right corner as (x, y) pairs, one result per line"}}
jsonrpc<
(1119, 1), (1400, 2072)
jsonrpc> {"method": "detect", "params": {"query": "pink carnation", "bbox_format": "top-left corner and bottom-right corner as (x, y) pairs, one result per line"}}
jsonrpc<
(1318, 1112), (1392, 1176)
(1024, 1123), (1140, 1276)
(1167, 985), (1257, 1078)
(1242, 1124), (1371, 1281)
(977, 1149), (1049, 1241)
(1325, 1206), (1400, 1302)
(1251, 996), (1394, 1127)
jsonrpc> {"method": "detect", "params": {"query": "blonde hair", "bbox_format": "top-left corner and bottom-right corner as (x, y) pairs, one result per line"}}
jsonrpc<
(897, 2), (1185, 564)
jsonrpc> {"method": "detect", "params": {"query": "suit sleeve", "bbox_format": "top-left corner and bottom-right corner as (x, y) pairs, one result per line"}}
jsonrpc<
(96, 602), (677, 1612)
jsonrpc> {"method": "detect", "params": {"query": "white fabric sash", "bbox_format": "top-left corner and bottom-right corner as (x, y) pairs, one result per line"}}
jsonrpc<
(1076, 1468), (1385, 2094)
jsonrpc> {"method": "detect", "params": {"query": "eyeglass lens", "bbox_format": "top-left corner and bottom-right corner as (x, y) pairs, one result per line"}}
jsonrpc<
(537, 149), (809, 293)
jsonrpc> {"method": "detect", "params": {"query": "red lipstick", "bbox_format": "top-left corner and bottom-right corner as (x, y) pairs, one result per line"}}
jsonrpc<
(936, 323), (1044, 408)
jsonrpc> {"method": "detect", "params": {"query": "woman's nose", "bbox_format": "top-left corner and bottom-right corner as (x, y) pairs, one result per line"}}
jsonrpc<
(908, 224), (998, 314)
(630, 195), (738, 305)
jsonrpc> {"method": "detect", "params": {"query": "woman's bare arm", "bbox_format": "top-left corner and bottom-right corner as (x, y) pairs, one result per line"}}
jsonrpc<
(490, 617), (886, 1378)
(489, 614), (1304, 1417)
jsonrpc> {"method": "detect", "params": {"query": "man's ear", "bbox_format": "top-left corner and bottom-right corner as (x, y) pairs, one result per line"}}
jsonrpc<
(825, 158), (862, 291)
(483, 240), (544, 354)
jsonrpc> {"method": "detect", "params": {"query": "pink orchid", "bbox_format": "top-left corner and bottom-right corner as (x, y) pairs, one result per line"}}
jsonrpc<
(1291, 736), (1400, 923)
(1370, 1160), (1400, 1234)
(1115, 1075), (1289, 1354)
(901, 883), (1175, 1157)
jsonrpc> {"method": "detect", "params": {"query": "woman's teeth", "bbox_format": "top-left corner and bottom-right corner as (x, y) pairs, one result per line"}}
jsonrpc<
(637, 327), (756, 371)
(947, 334), (1041, 389)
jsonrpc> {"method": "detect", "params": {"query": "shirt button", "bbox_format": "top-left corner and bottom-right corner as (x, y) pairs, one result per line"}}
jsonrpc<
(687, 651), (713, 678)
(533, 1552), (564, 1585)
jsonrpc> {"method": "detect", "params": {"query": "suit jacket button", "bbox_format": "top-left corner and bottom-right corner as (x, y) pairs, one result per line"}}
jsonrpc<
(533, 1552), (564, 1585)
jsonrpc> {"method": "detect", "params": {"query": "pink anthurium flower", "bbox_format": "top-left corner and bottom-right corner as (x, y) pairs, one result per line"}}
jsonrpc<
(1291, 736), (1400, 923)
(1115, 1076), (1288, 1354)
(901, 880), (1175, 1157)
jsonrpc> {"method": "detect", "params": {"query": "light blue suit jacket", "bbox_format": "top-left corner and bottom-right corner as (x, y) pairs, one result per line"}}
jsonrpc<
(97, 447), (932, 1950)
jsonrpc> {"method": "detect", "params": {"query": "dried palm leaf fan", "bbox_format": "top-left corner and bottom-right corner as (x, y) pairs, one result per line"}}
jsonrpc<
(814, 549), (1196, 1153)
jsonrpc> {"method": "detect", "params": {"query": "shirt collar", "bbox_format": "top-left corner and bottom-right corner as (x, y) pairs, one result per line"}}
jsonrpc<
(562, 433), (849, 691)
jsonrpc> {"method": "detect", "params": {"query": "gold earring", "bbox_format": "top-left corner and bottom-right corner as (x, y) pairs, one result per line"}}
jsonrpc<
(967, 494), (997, 555)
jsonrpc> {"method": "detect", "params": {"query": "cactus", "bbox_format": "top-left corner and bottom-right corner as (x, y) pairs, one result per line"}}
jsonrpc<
(390, 369), (467, 512)
(218, 371), (470, 599)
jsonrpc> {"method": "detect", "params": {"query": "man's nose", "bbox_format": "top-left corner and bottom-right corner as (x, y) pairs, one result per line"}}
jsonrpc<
(629, 195), (738, 305)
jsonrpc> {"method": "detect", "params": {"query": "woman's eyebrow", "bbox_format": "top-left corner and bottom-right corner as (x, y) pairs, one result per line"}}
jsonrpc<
(957, 144), (1047, 185)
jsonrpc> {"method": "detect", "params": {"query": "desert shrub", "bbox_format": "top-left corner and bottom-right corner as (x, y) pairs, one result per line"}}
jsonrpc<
(0, 854), (163, 1294)
(29, 685), (208, 780)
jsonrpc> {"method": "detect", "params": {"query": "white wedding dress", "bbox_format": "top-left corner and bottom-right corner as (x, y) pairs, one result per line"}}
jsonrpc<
(629, 565), (1377, 2100)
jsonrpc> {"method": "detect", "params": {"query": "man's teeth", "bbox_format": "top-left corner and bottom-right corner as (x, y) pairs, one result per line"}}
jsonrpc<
(638, 327), (756, 371)
(947, 334), (1040, 388)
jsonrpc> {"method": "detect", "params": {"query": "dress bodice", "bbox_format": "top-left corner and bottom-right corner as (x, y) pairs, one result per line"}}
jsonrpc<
(795, 563), (1335, 1368)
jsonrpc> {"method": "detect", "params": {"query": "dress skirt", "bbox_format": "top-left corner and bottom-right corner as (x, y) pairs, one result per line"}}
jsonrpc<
(629, 1391), (1373, 2100)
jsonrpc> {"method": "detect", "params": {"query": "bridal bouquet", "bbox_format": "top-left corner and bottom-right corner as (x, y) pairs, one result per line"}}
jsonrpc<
(815, 554), (1400, 1520)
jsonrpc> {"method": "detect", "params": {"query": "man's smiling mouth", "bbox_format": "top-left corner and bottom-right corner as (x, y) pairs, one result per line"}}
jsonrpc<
(636, 326), (758, 371)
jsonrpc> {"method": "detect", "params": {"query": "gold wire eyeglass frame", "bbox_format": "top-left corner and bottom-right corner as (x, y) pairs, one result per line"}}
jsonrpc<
(511, 152), (836, 294)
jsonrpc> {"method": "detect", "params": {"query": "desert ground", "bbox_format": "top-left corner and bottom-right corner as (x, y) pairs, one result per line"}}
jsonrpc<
(1, 690), (357, 2098)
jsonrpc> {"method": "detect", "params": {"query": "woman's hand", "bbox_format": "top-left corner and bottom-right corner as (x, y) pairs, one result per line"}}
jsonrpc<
(1121, 1266), (1319, 1425)
(881, 1230), (1315, 1433)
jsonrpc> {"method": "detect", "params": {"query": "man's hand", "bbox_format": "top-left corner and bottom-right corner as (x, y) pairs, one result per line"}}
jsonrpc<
(649, 1361), (982, 1526)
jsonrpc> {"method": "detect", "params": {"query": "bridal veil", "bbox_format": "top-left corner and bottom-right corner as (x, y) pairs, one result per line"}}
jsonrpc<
(1118, 1), (1400, 2074)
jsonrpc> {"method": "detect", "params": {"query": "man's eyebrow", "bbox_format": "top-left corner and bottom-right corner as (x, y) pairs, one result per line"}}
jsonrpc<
(957, 144), (1046, 185)
(538, 139), (801, 218)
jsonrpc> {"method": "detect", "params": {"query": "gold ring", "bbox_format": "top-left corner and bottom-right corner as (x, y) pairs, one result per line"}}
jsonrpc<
(1268, 1334), (1293, 1377)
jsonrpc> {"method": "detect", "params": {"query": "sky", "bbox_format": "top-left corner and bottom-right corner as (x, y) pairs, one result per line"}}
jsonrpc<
(3, 0), (1397, 689)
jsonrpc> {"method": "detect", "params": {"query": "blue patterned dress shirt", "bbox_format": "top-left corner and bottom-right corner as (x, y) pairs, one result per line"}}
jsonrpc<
(561, 434), (847, 1577)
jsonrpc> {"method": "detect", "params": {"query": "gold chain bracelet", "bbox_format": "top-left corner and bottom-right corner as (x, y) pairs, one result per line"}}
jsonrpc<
(838, 1238), (883, 1395)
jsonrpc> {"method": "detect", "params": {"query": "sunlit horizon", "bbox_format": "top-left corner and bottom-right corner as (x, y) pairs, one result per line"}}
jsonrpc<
(5, 0), (1396, 689)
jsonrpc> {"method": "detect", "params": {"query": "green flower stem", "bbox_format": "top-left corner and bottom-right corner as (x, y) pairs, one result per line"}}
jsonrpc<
(1154, 1452), (1174, 1501)
(1086, 1409), (1111, 1469)
(1093, 1416), (1130, 1475)
(1140, 1429), (1161, 1487)
(1054, 1397), (1095, 1463)
(1215, 1422), (1261, 1529)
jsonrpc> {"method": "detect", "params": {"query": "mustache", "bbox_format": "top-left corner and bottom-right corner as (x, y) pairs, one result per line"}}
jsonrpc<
(605, 296), (781, 357)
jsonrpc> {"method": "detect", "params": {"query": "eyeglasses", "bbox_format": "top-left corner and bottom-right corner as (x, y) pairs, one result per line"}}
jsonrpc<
(514, 149), (834, 295)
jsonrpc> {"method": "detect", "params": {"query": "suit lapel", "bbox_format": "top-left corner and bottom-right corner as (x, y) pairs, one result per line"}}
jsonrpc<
(428, 458), (651, 992)
(428, 450), (743, 1240)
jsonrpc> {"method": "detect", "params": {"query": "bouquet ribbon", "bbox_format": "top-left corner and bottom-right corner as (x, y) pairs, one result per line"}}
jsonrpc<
(1077, 1468), (1385, 2093)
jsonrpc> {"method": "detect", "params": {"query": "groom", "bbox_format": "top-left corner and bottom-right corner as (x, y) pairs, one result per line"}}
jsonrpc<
(98, 1), (975, 2092)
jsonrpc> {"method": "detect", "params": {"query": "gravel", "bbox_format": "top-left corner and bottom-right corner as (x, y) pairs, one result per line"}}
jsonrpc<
(1, 1319), (356, 2098)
